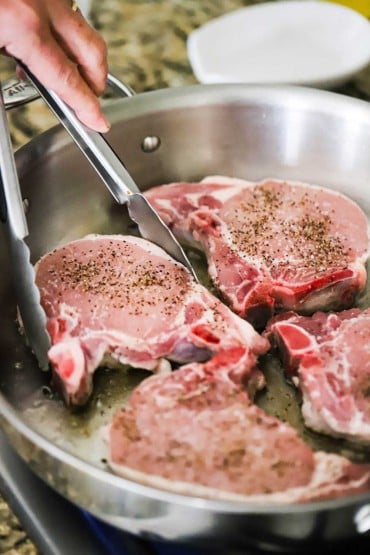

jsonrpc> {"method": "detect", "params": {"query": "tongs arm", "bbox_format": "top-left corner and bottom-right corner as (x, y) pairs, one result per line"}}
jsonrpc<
(0, 83), (51, 369)
(18, 63), (198, 279)
(18, 63), (136, 205)
(0, 86), (28, 239)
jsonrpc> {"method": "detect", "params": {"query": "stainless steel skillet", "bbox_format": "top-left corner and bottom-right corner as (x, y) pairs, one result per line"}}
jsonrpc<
(0, 80), (370, 551)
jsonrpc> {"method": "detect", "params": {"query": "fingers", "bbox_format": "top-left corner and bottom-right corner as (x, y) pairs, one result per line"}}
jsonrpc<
(49, 3), (108, 98)
(9, 28), (110, 132)
(0, 0), (110, 132)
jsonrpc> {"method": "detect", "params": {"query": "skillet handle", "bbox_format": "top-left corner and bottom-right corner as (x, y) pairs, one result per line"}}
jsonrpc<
(104, 74), (135, 99)
(2, 72), (136, 110)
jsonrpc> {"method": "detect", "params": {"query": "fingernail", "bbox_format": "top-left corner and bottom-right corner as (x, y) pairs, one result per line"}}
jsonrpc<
(101, 115), (111, 132)
(78, 111), (111, 133)
(94, 115), (111, 133)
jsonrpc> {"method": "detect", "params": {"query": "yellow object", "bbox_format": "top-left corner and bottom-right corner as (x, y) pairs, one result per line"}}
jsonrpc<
(324, 0), (370, 17)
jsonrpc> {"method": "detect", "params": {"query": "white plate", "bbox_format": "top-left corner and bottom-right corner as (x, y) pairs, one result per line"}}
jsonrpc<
(187, 1), (370, 87)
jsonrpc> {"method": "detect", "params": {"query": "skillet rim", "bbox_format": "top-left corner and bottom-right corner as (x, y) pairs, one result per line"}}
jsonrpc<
(2, 83), (370, 517)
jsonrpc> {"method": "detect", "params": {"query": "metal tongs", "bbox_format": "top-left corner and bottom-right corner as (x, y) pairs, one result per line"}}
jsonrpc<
(0, 64), (197, 370)
(0, 82), (51, 369)
(18, 63), (195, 277)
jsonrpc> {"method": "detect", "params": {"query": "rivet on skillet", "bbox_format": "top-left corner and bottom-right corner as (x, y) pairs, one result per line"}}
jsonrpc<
(141, 136), (161, 153)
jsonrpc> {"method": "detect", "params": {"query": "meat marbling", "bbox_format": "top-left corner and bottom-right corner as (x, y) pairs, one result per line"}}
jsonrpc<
(266, 308), (370, 443)
(145, 177), (369, 327)
(35, 234), (268, 405)
(109, 351), (370, 502)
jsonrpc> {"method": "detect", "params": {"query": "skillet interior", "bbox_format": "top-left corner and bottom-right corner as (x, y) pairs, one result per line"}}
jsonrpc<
(0, 85), (370, 546)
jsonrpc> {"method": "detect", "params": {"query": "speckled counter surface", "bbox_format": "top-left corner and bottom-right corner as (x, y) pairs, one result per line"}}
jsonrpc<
(0, 0), (370, 553)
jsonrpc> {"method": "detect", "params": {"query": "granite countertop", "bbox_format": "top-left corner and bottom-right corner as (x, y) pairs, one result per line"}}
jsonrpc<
(0, 0), (370, 553)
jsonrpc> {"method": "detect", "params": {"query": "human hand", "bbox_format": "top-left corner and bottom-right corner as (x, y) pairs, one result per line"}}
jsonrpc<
(0, 0), (110, 132)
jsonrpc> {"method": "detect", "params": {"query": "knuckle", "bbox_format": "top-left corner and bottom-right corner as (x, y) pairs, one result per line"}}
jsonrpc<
(90, 33), (108, 65)
(99, 36), (108, 60)
(86, 35), (108, 93)
(95, 32), (108, 54)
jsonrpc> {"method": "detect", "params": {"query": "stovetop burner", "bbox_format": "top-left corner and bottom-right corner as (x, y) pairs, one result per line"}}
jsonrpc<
(0, 431), (369, 555)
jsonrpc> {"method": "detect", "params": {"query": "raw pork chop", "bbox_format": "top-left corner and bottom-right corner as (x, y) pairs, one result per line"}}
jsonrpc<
(109, 351), (370, 503)
(266, 308), (370, 443)
(145, 177), (369, 327)
(35, 235), (268, 405)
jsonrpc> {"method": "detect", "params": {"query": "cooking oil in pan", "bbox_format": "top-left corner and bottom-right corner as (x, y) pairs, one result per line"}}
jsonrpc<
(24, 366), (151, 469)
(256, 355), (370, 464)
